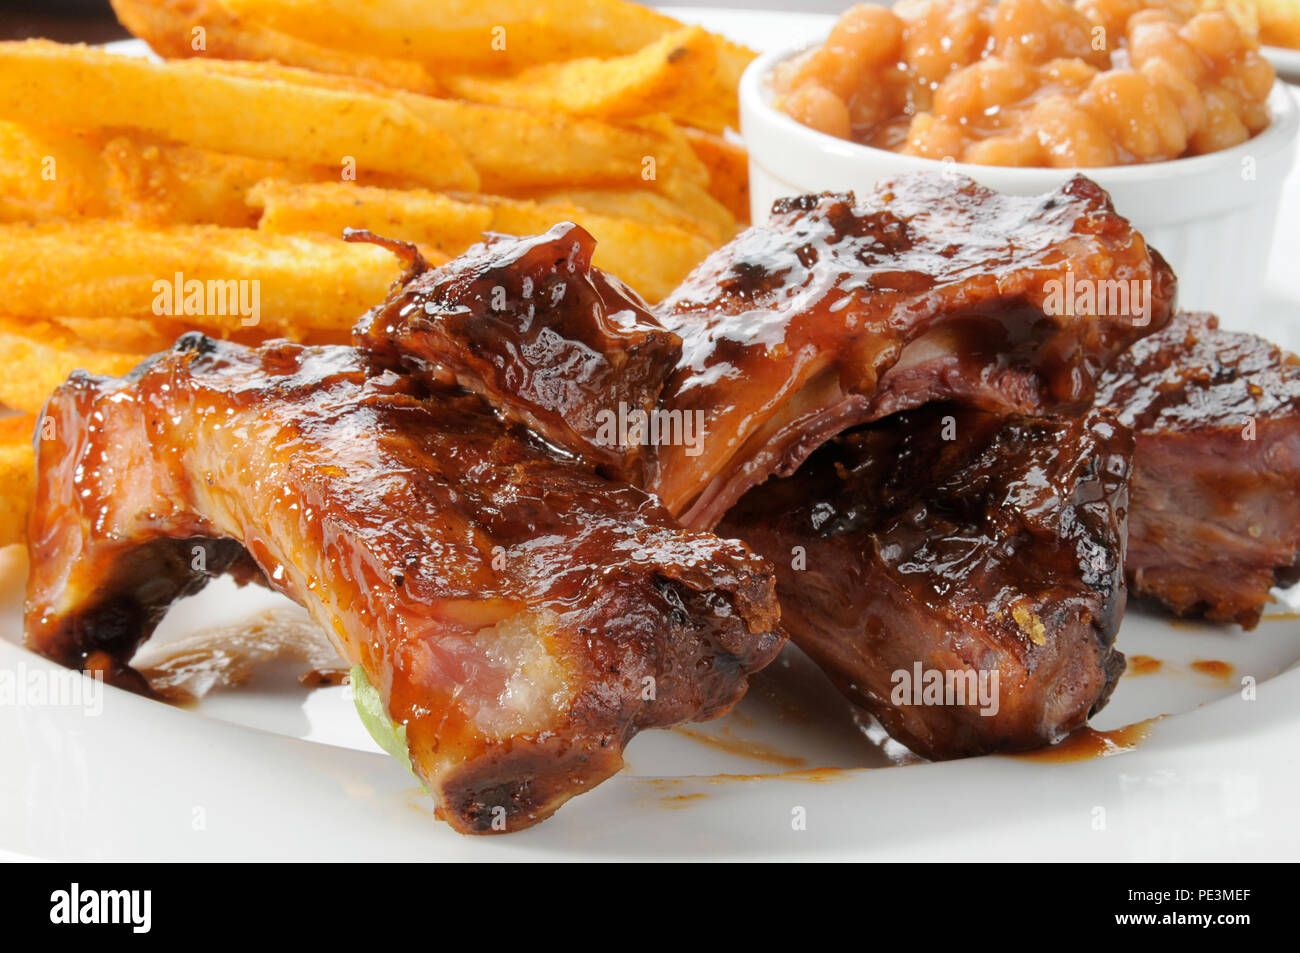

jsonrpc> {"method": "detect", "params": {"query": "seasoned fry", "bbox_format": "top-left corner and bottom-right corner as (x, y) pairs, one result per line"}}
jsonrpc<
(480, 196), (716, 303)
(0, 121), (289, 226)
(680, 126), (751, 224)
(520, 187), (733, 244)
(110, 0), (443, 93)
(218, 0), (688, 71)
(0, 222), (402, 338)
(0, 40), (479, 191)
(118, 0), (750, 130)
(183, 56), (713, 197)
(249, 179), (493, 256)
(250, 180), (715, 301)
(0, 413), (36, 546)
(441, 27), (736, 132)
(0, 319), (148, 415)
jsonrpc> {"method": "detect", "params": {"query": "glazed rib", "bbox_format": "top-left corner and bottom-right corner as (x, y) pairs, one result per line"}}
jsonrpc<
(353, 224), (681, 486)
(719, 405), (1132, 759)
(1095, 312), (1300, 628)
(24, 335), (783, 833)
(652, 173), (1176, 528)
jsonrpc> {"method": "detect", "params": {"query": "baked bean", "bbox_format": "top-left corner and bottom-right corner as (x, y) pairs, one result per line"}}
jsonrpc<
(776, 0), (1276, 168)
(1030, 94), (1120, 164)
(994, 0), (1106, 64)
(963, 132), (1047, 164)
(780, 83), (853, 139)
(933, 58), (1039, 120)
(904, 112), (970, 158)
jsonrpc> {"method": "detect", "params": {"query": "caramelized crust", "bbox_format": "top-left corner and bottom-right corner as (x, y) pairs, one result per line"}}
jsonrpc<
(353, 223), (682, 485)
(721, 405), (1132, 759)
(1096, 311), (1300, 627)
(24, 335), (782, 833)
(652, 173), (1175, 528)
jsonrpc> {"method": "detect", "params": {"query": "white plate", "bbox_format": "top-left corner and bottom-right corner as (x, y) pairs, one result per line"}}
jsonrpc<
(2, 9), (1300, 861)
(1267, 45), (1300, 86)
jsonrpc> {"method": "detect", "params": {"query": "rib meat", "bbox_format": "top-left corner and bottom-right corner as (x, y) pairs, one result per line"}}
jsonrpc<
(352, 224), (681, 485)
(1095, 311), (1300, 628)
(653, 173), (1175, 528)
(719, 405), (1132, 759)
(24, 335), (783, 833)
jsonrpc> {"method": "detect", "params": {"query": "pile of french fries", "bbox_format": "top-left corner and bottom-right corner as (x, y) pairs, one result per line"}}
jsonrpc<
(0, 0), (756, 545)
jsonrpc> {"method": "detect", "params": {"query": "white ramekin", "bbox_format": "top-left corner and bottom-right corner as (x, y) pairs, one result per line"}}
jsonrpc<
(741, 43), (1300, 324)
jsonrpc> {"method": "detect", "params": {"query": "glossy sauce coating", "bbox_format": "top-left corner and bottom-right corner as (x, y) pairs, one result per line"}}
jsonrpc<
(720, 403), (1132, 759)
(1095, 311), (1300, 627)
(653, 172), (1174, 528)
(24, 336), (783, 834)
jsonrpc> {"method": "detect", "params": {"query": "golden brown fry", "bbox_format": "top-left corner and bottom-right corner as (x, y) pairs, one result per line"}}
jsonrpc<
(43, 316), (191, 353)
(248, 179), (712, 301)
(0, 319), (148, 415)
(110, 0), (443, 93)
(0, 121), (286, 227)
(0, 121), (426, 227)
(0, 40), (479, 191)
(679, 126), (751, 224)
(0, 221), (402, 338)
(481, 196), (715, 303)
(249, 180), (493, 256)
(218, 0), (687, 71)
(0, 413), (36, 547)
(0, 122), (115, 223)
(441, 27), (737, 133)
(183, 56), (714, 197)
(517, 186), (733, 244)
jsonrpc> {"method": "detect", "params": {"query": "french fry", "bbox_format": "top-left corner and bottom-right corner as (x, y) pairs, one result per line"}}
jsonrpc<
(218, 0), (687, 71)
(440, 27), (738, 133)
(110, 0), (443, 93)
(249, 180), (493, 256)
(248, 179), (713, 302)
(481, 196), (715, 303)
(0, 319), (149, 415)
(680, 126), (751, 224)
(0, 413), (36, 547)
(0, 121), (291, 227)
(118, 0), (750, 131)
(519, 186), (734, 245)
(183, 56), (715, 197)
(0, 40), (480, 191)
(0, 222), (402, 338)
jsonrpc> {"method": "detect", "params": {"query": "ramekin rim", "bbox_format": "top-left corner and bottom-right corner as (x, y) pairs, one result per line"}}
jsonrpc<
(740, 40), (1300, 184)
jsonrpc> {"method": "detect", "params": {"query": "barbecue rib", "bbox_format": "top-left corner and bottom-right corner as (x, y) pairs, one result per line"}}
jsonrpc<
(652, 173), (1176, 528)
(1095, 312), (1300, 628)
(719, 405), (1132, 759)
(24, 335), (783, 833)
(353, 224), (681, 486)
